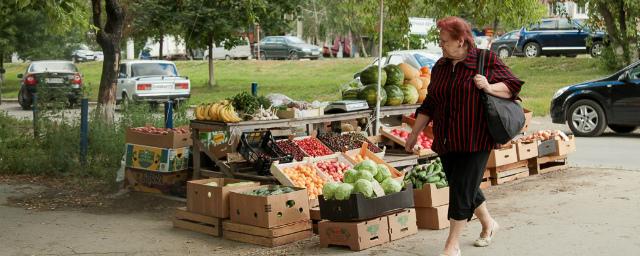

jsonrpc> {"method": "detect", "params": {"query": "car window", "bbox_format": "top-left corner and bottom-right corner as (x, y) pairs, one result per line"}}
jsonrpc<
(285, 37), (305, 44)
(119, 64), (127, 77)
(500, 32), (515, 40)
(29, 62), (77, 72)
(131, 63), (178, 77)
(558, 19), (577, 30)
(630, 65), (640, 80)
(262, 37), (274, 44)
(538, 20), (557, 30)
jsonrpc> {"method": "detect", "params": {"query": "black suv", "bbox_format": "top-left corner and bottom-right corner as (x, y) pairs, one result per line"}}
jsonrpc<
(516, 18), (605, 58)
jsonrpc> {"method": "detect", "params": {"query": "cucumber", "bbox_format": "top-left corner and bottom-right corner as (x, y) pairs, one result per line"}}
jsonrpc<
(436, 180), (448, 189)
(426, 175), (441, 183)
(438, 172), (446, 178)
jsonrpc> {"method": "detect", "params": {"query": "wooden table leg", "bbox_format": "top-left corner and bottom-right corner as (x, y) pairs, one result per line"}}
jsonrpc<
(191, 127), (201, 179)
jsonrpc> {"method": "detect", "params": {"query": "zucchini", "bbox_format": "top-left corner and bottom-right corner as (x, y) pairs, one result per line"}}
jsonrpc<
(438, 172), (446, 178)
(427, 175), (441, 183)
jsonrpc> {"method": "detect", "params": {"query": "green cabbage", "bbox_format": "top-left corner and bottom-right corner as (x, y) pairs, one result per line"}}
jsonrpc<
(381, 178), (403, 194)
(374, 164), (392, 183)
(343, 169), (359, 183)
(322, 182), (340, 200)
(353, 179), (374, 198)
(334, 183), (354, 200)
(354, 159), (378, 176)
(355, 169), (374, 182)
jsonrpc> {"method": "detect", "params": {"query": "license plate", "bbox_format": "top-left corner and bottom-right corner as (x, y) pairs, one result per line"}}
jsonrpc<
(153, 84), (173, 90)
(45, 78), (64, 84)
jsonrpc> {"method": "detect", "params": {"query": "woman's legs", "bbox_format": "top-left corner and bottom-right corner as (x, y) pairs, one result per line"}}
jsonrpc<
(474, 202), (498, 238)
(444, 220), (466, 255)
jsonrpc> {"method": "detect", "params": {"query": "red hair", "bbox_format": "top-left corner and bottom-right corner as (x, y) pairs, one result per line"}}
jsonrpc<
(436, 16), (476, 48)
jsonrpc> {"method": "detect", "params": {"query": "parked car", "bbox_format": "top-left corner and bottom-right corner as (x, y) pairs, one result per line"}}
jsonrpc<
(253, 36), (322, 60)
(516, 18), (605, 58)
(204, 39), (252, 60)
(17, 60), (83, 109)
(489, 30), (522, 58)
(116, 60), (190, 107)
(94, 51), (104, 61)
(72, 49), (95, 62)
(550, 60), (640, 136)
(353, 49), (442, 80)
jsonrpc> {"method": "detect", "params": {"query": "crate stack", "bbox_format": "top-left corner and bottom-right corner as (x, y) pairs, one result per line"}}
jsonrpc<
(413, 183), (450, 230)
(486, 143), (531, 186)
(317, 185), (417, 251)
(123, 126), (192, 194)
(528, 134), (575, 175)
(224, 185), (313, 247)
(174, 178), (260, 237)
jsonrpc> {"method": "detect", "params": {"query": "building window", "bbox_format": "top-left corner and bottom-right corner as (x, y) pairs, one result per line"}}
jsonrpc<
(577, 3), (586, 14)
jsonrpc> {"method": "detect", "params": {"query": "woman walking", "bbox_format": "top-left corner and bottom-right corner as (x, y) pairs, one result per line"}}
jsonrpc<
(405, 16), (524, 256)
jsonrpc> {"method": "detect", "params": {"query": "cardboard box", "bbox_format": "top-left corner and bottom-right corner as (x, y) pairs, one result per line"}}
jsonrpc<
(318, 217), (390, 251)
(125, 127), (191, 148)
(537, 139), (558, 157)
(124, 168), (189, 195)
(187, 178), (261, 218)
(415, 205), (449, 230)
(552, 135), (576, 156)
(229, 185), (310, 228)
(515, 140), (538, 160)
(222, 220), (312, 247)
(413, 183), (449, 208)
(125, 143), (189, 172)
(521, 108), (533, 133)
(387, 209), (418, 241)
(318, 184), (414, 222)
(486, 144), (518, 168)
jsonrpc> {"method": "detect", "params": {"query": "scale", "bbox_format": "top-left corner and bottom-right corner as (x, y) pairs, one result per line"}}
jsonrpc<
(324, 100), (369, 114)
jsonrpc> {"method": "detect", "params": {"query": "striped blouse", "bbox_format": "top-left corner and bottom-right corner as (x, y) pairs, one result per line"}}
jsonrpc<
(416, 47), (524, 154)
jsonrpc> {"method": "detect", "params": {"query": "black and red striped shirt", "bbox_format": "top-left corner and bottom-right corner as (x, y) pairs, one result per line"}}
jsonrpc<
(416, 47), (524, 154)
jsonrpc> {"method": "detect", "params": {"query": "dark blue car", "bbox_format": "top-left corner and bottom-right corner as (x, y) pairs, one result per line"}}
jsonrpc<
(550, 61), (640, 136)
(516, 18), (605, 58)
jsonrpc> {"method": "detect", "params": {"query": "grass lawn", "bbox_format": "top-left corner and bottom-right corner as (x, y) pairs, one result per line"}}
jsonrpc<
(1, 57), (611, 116)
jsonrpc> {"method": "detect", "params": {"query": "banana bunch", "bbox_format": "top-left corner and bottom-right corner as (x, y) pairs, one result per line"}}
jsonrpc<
(195, 100), (243, 123)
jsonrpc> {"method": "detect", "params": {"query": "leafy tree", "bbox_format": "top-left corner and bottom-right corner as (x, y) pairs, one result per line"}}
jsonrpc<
(128, 0), (181, 59)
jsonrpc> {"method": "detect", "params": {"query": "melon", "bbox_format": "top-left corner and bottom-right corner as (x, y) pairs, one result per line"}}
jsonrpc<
(405, 78), (423, 91)
(398, 63), (418, 80)
(384, 85), (404, 106)
(342, 87), (362, 100)
(383, 64), (404, 86)
(418, 88), (428, 103)
(399, 84), (419, 104)
(358, 84), (387, 106)
(360, 65), (387, 85)
(419, 76), (430, 89)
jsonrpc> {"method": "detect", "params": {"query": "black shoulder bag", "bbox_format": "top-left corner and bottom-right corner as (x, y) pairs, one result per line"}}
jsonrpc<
(477, 49), (525, 144)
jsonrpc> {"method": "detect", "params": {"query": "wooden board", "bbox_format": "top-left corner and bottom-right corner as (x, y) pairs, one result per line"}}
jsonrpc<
(223, 229), (312, 247)
(222, 220), (311, 238)
(488, 160), (528, 173)
(528, 155), (569, 175)
(173, 207), (223, 237)
(489, 167), (530, 185)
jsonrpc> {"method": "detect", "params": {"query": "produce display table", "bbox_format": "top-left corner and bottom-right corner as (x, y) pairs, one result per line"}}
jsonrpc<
(190, 105), (422, 180)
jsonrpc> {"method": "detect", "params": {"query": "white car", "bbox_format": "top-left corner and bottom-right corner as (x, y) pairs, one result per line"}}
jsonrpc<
(203, 39), (252, 60)
(355, 49), (443, 80)
(72, 49), (95, 62)
(116, 60), (190, 107)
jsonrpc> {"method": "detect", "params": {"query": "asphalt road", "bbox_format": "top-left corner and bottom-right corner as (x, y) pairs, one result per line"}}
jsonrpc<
(2, 100), (638, 171)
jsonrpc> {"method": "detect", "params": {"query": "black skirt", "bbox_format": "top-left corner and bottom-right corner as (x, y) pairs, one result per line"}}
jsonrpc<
(440, 151), (490, 221)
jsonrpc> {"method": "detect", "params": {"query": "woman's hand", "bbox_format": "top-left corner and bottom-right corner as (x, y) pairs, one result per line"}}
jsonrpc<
(474, 74), (490, 92)
(405, 132), (418, 153)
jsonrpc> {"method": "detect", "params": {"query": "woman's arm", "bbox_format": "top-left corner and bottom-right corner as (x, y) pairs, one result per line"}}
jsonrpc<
(473, 76), (512, 99)
(405, 113), (431, 152)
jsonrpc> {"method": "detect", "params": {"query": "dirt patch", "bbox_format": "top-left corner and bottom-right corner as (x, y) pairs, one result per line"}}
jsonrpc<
(1, 175), (183, 217)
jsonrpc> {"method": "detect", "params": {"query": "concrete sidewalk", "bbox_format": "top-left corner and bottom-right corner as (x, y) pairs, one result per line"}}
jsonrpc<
(1, 167), (639, 256)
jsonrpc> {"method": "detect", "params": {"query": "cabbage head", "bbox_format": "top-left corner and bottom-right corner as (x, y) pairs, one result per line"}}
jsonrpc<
(343, 169), (359, 183)
(374, 164), (392, 182)
(353, 179), (374, 198)
(381, 177), (403, 194)
(355, 169), (374, 182)
(354, 159), (378, 176)
(334, 183), (354, 200)
(322, 182), (340, 200)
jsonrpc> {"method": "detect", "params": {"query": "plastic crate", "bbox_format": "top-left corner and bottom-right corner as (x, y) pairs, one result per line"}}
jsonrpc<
(238, 131), (293, 175)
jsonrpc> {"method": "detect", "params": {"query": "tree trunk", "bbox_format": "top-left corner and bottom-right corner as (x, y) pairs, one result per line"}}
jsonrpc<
(359, 36), (368, 58)
(159, 34), (164, 60)
(92, 0), (125, 123)
(208, 34), (214, 88)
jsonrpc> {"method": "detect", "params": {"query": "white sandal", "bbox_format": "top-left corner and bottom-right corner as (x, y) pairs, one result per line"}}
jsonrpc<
(474, 220), (499, 247)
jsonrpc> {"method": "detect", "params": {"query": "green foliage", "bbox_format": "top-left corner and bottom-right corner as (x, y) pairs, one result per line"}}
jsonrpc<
(128, 0), (182, 58)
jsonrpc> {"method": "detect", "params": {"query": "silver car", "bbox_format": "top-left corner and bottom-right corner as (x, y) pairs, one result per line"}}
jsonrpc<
(116, 60), (190, 107)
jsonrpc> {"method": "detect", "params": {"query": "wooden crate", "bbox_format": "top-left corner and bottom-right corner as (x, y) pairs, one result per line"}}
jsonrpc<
(486, 144), (518, 168)
(222, 220), (312, 247)
(528, 155), (569, 175)
(480, 178), (492, 189)
(489, 167), (530, 185)
(173, 207), (223, 237)
(342, 143), (404, 181)
(379, 125), (435, 156)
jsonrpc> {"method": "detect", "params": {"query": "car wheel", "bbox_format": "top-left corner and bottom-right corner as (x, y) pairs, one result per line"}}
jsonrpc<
(590, 41), (603, 57)
(18, 87), (32, 110)
(524, 42), (541, 58)
(225, 55), (231, 60)
(498, 48), (511, 58)
(608, 124), (636, 133)
(259, 51), (267, 60)
(567, 99), (607, 137)
(121, 93), (131, 109)
(288, 51), (299, 60)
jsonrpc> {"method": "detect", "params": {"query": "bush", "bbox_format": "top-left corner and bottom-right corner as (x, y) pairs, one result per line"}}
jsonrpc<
(0, 101), (190, 183)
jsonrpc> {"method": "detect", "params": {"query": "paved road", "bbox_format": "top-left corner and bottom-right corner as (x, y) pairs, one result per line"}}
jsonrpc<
(2, 101), (638, 171)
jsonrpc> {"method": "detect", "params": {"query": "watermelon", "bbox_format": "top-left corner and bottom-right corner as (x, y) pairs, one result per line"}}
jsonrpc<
(358, 84), (387, 106)
(399, 84), (419, 104)
(384, 85), (404, 106)
(342, 87), (362, 100)
(360, 65), (387, 85)
(383, 64), (404, 86)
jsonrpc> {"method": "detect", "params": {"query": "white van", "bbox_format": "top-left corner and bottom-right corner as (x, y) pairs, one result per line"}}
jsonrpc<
(203, 38), (252, 60)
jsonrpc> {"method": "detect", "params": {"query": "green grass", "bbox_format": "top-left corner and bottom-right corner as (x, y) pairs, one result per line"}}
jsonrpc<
(1, 57), (612, 116)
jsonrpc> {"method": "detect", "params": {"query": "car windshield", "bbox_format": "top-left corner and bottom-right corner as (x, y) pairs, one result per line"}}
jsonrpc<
(131, 63), (178, 77)
(285, 37), (305, 44)
(29, 62), (77, 72)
